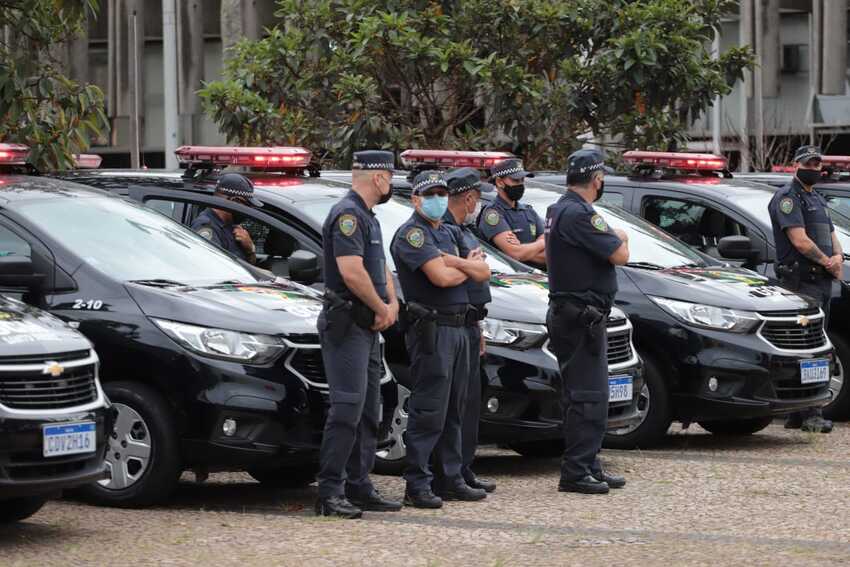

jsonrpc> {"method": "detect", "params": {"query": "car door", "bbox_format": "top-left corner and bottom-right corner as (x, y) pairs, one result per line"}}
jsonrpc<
(0, 215), (74, 304)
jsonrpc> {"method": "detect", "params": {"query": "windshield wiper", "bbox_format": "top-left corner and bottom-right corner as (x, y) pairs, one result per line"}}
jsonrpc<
(625, 262), (665, 270)
(129, 279), (188, 287)
(668, 263), (704, 269)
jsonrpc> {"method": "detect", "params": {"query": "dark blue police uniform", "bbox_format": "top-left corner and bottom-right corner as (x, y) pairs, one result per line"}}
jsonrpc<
(545, 149), (622, 492)
(478, 195), (545, 245)
(191, 208), (248, 261)
(391, 176), (472, 501)
(316, 151), (395, 514)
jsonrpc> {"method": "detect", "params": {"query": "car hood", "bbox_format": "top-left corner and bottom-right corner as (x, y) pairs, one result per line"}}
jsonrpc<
(0, 295), (91, 356)
(125, 281), (323, 335)
(624, 265), (816, 311)
(488, 273), (551, 324)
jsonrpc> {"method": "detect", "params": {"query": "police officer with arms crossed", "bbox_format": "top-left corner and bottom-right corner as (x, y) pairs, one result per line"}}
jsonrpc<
(391, 171), (491, 508)
(315, 150), (402, 519)
(438, 167), (496, 494)
(768, 145), (842, 434)
(478, 158), (546, 268)
(191, 172), (259, 264)
(545, 149), (629, 494)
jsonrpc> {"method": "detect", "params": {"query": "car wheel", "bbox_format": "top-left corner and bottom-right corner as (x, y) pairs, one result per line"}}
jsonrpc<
(248, 463), (318, 488)
(76, 382), (182, 508)
(698, 416), (773, 436)
(603, 355), (671, 450)
(0, 496), (47, 523)
(823, 332), (850, 421)
(508, 439), (564, 458)
(374, 383), (410, 476)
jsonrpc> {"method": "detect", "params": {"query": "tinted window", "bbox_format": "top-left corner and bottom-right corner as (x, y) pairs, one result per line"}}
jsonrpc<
(0, 225), (30, 259)
(146, 199), (184, 219)
(642, 197), (747, 255)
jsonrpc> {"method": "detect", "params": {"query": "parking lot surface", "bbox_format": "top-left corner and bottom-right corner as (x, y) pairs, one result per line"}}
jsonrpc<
(4, 422), (850, 566)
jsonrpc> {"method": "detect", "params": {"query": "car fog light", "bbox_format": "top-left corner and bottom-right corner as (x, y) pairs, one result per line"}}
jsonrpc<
(222, 418), (237, 437)
(708, 377), (719, 392)
(486, 398), (499, 413)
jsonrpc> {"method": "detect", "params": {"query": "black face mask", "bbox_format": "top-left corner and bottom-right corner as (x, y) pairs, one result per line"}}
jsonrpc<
(796, 169), (821, 187)
(594, 179), (605, 202)
(377, 184), (394, 205)
(231, 212), (246, 225)
(504, 184), (525, 202)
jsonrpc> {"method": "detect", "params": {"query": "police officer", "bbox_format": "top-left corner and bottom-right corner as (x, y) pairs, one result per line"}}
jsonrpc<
(768, 145), (842, 434)
(191, 172), (260, 264)
(315, 150), (402, 519)
(478, 158), (546, 268)
(545, 149), (629, 494)
(437, 167), (496, 494)
(391, 171), (491, 508)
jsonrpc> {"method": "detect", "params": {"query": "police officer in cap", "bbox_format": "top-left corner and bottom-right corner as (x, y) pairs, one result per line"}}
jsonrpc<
(437, 167), (496, 494)
(769, 145), (842, 434)
(478, 158), (546, 268)
(315, 150), (402, 519)
(191, 172), (260, 264)
(391, 170), (491, 508)
(545, 148), (629, 494)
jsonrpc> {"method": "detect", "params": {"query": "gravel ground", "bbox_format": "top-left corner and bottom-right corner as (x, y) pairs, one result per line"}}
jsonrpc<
(4, 422), (850, 566)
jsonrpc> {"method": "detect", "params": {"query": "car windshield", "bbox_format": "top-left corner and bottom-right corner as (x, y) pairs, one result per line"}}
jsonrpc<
(516, 187), (707, 268)
(13, 195), (258, 285)
(298, 197), (525, 275)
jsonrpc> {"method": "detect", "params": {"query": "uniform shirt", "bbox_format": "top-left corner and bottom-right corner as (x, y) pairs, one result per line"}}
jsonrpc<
(768, 178), (835, 265)
(322, 190), (388, 301)
(478, 195), (545, 245)
(191, 208), (248, 261)
(545, 190), (622, 309)
(443, 210), (492, 307)
(391, 212), (470, 309)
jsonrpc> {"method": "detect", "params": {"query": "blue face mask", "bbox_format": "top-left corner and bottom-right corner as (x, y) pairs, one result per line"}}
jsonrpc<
(420, 195), (448, 221)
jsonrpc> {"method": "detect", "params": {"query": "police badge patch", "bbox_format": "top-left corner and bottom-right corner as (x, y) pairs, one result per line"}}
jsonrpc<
(198, 227), (214, 240)
(485, 210), (500, 226)
(530, 224), (537, 238)
(780, 197), (794, 214)
(339, 213), (357, 236)
(591, 214), (608, 232)
(406, 227), (425, 248)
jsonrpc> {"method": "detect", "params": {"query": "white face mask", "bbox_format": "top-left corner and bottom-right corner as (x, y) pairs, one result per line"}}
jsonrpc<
(464, 200), (482, 225)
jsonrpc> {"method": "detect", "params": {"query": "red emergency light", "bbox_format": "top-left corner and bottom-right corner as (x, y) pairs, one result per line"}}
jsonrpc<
(770, 165), (796, 173)
(175, 146), (312, 169)
(73, 154), (102, 169)
(822, 155), (850, 172)
(623, 150), (728, 171)
(400, 149), (514, 169)
(0, 143), (30, 165)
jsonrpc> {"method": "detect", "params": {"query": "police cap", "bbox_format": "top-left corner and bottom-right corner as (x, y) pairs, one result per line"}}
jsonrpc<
(566, 148), (614, 185)
(216, 173), (263, 207)
(411, 170), (448, 195)
(794, 145), (822, 164)
(352, 150), (395, 171)
(445, 167), (492, 195)
(492, 158), (531, 180)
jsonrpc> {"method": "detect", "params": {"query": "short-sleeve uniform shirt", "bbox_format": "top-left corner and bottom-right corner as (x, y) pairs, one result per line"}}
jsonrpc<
(768, 178), (835, 264)
(443, 210), (492, 307)
(191, 208), (248, 261)
(478, 196), (545, 245)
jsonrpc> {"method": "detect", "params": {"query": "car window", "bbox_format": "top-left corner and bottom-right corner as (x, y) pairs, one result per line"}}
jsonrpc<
(599, 192), (624, 207)
(146, 199), (185, 220)
(0, 224), (31, 259)
(825, 195), (850, 220)
(642, 196), (747, 256)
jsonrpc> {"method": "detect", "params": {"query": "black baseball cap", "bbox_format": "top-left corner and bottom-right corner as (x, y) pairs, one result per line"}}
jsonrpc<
(353, 150), (395, 171)
(492, 158), (531, 180)
(411, 170), (448, 195)
(216, 173), (262, 207)
(445, 167), (492, 195)
(794, 145), (822, 164)
(566, 148), (613, 183)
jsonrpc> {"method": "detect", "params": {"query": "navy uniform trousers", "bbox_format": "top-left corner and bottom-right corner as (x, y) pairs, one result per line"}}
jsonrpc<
(316, 309), (382, 499)
(462, 325), (483, 482)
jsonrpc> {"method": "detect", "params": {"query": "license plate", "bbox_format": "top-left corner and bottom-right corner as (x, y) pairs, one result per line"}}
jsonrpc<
(800, 358), (830, 385)
(43, 422), (96, 458)
(609, 375), (633, 403)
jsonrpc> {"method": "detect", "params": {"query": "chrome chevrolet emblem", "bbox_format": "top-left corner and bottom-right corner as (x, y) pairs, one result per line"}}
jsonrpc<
(43, 361), (64, 377)
(797, 315), (810, 327)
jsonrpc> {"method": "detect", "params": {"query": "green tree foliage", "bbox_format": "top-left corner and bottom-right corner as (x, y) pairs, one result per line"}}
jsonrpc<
(0, 0), (109, 170)
(200, 0), (752, 169)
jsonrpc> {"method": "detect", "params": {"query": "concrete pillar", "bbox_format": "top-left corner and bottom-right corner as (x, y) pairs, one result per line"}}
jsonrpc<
(762, 0), (780, 98)
(754, 0), (765, 165)
(113, 0), (145, 119)
(220, 0), (243, 60)
(178, 0), (204, 143)
(739, 0), (754, 171)
(221, 0), (273, 61)
(821, 0), (847, 95)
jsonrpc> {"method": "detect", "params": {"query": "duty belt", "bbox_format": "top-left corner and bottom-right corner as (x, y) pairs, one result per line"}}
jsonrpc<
(466, 304), (488, 326)
(407, 302), (469, 327)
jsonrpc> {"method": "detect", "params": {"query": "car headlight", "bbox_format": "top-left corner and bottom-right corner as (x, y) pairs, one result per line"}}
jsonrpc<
(648, 296), (759, 333)
(152, 318), (286, 364)
(482, 318), (547, 349)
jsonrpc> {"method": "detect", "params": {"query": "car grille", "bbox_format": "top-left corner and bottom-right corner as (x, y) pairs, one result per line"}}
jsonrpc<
(0, 351), (98, 410)
(607, 328), (633, 365)
(758, 312), (827, 351)
(289, 348), (327, 386)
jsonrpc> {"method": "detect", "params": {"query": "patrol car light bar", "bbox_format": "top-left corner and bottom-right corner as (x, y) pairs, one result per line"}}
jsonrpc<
(771, 165), (796, 173)
(175, 146), (313, 169)
(0, 143), (30, 165)
(73, 154), (102, 169)
(822, 156), (850, 171)
(400, 149), (514, 169)
(623, 151), (728, 171)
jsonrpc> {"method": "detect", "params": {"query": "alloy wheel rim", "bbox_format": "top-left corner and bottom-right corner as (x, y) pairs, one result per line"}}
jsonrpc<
(608, 383), (650, 436)
(99, 402), (152, 490)
(376, 384), (409, 462)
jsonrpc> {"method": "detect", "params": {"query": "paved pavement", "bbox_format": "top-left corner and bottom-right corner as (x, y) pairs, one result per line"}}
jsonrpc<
(3, 422), (850, 566)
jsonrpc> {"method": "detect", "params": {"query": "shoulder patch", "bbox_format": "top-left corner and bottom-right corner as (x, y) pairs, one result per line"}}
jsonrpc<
(530, 224), (537, 238)
(485, 209), (501, 226)
(591, 214), (608, 232)
(197, 227), (214, 240)
(339, 213), (358, 236)
(780, 197), (794, 214)
(406, 227), (425, 248)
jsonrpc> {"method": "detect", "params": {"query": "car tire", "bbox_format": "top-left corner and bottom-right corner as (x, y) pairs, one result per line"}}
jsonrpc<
(374, 382), (410, 476)
(823, 332), (850, 421)
(508, 439), (564, 459)
(603, 354), (671, 450)
(76, 381), (182, 508)
(0, 496), (47, 523)
(698, 416), (773, 436)
(248, 463), (318, 488)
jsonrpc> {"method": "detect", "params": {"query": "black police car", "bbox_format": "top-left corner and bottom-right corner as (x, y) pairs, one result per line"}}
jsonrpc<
(56, 145), (644, 464)
(472, 175), (834, 447)
(0, 146), (401, 507)
(533, 151), (850, 420)
(0, 288), (111, 523)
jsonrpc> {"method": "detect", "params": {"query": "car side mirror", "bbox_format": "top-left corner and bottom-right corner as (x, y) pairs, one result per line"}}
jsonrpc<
(0, 255), (45, 291)
(717, 236), (759, 261)
(288, 250), (320, 284)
